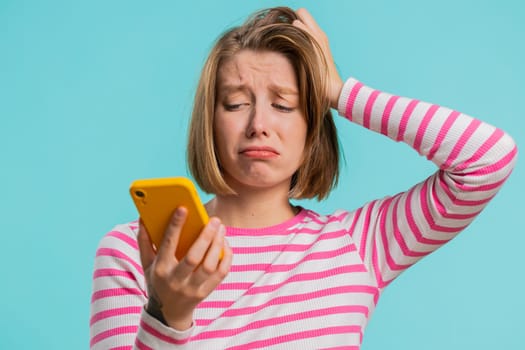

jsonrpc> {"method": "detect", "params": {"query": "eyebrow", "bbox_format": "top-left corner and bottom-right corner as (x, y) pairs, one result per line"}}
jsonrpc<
(218, 84), (250, 96)
(218, 83), (299, 96)
(270, 84), (299, 96)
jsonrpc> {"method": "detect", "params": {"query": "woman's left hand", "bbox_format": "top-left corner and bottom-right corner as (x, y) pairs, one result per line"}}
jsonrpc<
(293, 8), (343, 109)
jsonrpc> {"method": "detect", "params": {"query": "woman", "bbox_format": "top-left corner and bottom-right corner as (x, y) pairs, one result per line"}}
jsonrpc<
(90, 7), (517, 349)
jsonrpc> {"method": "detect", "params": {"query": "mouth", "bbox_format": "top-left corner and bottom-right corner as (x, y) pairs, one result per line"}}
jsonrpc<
(239, 146), (280, 159)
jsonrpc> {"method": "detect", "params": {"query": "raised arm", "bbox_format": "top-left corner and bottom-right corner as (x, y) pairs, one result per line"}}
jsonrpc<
(337, 78), (517, 286)
(295, 8), (518, 286)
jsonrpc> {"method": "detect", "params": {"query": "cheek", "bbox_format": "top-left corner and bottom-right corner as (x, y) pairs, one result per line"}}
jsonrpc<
(287, 118), (308, 149)
(213, 115), (235, 159)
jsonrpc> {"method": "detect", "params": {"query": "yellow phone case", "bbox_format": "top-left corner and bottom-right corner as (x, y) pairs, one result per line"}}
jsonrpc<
(130, 177), (209, 260)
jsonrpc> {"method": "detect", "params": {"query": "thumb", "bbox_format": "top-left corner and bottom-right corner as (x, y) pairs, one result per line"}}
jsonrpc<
(137, 219), (156, 271)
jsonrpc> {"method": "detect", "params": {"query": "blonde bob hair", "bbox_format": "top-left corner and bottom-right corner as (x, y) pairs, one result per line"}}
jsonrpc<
(188, 7), (340, 200)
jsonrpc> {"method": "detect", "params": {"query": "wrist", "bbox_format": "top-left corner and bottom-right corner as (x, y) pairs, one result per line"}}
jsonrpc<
(330, 77), (343, 109)
(146, 299), (194, 331)
(145, 297), (168, 326)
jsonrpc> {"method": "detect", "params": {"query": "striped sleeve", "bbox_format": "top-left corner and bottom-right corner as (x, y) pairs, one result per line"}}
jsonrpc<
(337, 78), (518, 288)
(90, 223), (195, 349)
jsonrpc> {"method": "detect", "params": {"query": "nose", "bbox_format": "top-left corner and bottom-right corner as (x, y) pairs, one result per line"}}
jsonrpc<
(245, 103), (269, 138)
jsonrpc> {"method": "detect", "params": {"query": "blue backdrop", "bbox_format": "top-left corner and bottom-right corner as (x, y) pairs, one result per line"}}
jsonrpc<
(1, 0), (523, 349)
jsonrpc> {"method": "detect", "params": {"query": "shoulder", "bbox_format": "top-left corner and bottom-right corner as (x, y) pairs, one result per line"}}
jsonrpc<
(97, 219), (140, 252)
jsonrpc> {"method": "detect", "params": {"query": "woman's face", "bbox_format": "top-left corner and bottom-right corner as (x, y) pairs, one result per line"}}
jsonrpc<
(214, 50), (307, 193)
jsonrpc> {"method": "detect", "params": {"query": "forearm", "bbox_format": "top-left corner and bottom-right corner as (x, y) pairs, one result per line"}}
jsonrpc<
(337, 78), (517, 190)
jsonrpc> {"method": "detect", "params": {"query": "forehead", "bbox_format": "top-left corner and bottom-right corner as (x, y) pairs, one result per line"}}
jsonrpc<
(217, 50), (298, 91)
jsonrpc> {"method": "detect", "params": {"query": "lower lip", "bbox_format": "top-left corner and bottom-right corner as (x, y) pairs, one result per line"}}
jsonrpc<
(241, 150), (279, 159)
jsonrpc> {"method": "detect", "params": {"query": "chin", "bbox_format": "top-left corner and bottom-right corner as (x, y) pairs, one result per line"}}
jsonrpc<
(228, 172), (293, 191)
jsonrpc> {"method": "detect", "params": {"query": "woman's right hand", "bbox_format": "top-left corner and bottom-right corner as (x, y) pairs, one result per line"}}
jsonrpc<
(137, 207), (232, 330)
(293, 8), (343, 110)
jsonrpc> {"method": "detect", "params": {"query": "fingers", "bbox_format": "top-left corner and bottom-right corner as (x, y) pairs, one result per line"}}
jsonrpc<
(295, 8), (324, 37)
(293, 7), (343, 109)
(217, 239), (233, 278)
(205, 240), (233, 290)
(173, 217), (223, 278)
(191, 226), (232, 292)
(201, 224), (225, 273)
(156, 207), (187, 263)
(293, 8), (329, 57)
(137, 220), (156, 271)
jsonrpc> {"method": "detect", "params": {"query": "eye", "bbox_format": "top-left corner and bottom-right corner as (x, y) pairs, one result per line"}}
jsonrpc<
(224, 104), (241, 111)
(272, 103), (294, 112)
(224, 103), (248, 111)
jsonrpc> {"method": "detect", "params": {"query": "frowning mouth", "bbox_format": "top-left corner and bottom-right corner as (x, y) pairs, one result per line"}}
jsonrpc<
(239, 146), (280, 159)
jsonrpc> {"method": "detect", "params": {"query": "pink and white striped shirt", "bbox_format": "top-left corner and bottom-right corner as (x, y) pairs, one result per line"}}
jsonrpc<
(90, 78), (517, 349)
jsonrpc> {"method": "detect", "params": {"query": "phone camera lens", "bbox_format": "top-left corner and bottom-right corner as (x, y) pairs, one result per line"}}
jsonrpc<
(135, 190), (145, 198)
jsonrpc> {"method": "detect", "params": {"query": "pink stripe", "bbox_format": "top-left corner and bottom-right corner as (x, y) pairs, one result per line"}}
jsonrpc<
(359, 201), (377, 260)
(454, 172), (512, 192)
(443, 119), (482, 168)
(363, 90), (380, 128)
(293, 227), (332, 234)
(391, 197), (428, 258)
(372, 236), (388, 288)
(228, 226), (298, 237)
(370, 199), (397, 287)
(438, 171), (494, 206)
(463, 145), (517, 176)
(413, 104), (439, 152)
(90, 325), (138, 347)
(427, 110), (460, 160)
(216, 282), (254, 290)
(345, 82), (364, 120)
(111, 346), (133, 350)
(140, 319), (190, 345)
(221, 285), (379, 318)
(96, 248), (144, 276)
(456, 129), (504, 171)
(230, 245), (356, 273)
(232, 229), (347, 254)
(197, 300), (235, 309)
(93, 268), (136, 281)
(347, 207), (362, 239)
(226, 325), (362, 350)
(378, 198), (413, 272)
(134, 338), (153, 350)
(196, 318), (213, 326)
(419, 183), (468, 233)
(246, 265), (367, 295)
(90, 306), (142, 325)
(397, 99), (419, 141)
(430, 179), (480, 220)
(380, 95), (400, 136)
(195, 306), (367, 341)
(107, 230), (139, 250)
(91, 287), (145, 303)
(404, 188), (450, 244)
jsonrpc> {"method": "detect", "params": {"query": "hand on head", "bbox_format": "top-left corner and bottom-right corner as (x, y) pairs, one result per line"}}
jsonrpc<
(293, 8), (343, 109)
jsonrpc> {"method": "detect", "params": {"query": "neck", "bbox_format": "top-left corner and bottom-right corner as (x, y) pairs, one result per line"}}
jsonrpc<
(205, 184), (297, 229)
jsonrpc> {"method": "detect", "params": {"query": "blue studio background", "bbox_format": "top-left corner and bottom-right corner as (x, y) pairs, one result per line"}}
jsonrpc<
(1, 0), (523, 349)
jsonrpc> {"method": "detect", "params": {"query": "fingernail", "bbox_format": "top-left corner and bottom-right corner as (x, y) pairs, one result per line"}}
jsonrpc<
(175, 207), (185, 216)
(209, 217), (221, 229)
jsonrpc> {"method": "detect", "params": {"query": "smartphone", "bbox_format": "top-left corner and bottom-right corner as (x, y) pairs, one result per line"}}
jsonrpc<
(130, 177), (210, 260)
